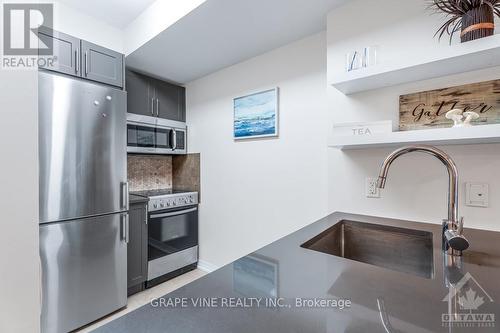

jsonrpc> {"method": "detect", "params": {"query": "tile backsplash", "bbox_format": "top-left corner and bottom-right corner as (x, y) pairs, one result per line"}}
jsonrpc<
(128, 155), (172, 191)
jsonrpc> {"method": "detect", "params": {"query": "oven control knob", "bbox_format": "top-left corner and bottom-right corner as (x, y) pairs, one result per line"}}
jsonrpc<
(160, 203), (164, 208)
(172, 201), (177, 206)
(153, 203), (158, 209)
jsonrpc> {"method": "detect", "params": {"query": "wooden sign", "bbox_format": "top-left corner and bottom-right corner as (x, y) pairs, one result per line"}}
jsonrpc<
(399, 80), (500, 131)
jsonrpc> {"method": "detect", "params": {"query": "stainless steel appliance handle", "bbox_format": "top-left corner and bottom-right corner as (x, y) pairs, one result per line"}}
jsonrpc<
(156, 98), (159, 117)
(75, 49), (79, 74)
(121, 213), (129, 243)
(84, 51), (88, 75)
(126, 214), (130, 243)
(39, 255), (43, 313)
(172, 129), (177, 150)
(151, 98), (155, 116)
(150, 207), (197, 219)
(145, 207), (148, 225)
(121, 182), (129, 210)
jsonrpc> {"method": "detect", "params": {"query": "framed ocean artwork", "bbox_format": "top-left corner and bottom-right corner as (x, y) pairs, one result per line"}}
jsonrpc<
(233, 88), (279, 140)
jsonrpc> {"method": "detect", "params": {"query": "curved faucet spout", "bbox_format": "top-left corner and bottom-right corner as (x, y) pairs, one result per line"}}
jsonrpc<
(376, 145), (459, 225)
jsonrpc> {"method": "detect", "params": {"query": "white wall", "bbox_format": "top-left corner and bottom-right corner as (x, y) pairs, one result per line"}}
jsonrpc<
(326, 0), (500, 230)
(186, 32), (330, 267)
(43, 0), (124, 52)
(0, 70), (39, 332)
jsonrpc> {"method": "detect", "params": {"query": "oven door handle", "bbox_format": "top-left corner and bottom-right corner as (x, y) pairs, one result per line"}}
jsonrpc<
(150, 207), (197, 219)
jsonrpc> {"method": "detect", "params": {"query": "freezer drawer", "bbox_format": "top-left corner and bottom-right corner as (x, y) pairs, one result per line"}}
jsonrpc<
(38, 71), (127, 224)
(40, 213), (128, 333)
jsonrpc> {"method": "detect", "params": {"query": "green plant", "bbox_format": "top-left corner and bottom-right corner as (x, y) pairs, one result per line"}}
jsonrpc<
(430, 0), (500, 42)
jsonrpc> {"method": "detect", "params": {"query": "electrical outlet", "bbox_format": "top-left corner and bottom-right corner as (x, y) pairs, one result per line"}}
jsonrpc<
(465, 182), (489, 207)
(366, 177), (380, 198)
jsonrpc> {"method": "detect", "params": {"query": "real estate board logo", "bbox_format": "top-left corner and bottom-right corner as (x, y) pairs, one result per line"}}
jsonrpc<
(3, 3), (53, 55)
(442, 272), (495, 328)
(2, 3), (56, 69)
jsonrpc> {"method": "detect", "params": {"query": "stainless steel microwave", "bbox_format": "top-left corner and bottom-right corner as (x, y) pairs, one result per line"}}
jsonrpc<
(127, 113), (187, 155)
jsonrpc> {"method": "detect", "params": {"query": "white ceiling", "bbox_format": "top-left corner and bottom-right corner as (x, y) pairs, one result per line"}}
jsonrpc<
(58, 0), (157, 29)
(126, 0), (347, 84)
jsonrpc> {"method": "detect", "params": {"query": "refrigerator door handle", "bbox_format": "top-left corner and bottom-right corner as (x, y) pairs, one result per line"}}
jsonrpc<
(121, 182), (129, 210)
(121, 213), (129, 244)
(126, 214), (129, 244)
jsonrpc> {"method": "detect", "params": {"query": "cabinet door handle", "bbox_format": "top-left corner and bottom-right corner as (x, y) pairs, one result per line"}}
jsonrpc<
(156, 98), (159, 117)
(75, 49), (79, 74)
(151, 97), (155, 116)
(84, 51), (88, 76)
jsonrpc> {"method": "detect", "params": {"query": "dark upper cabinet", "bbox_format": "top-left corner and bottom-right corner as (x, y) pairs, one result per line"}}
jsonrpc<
(38, 27), (124, 88)
(126, 70), (154, 117)
(126, 69), (186, 122)
(154, 78), (186, 122)
(127, 202), (148, 290)
(38, 27), (80, 76)
(82, 40), (124, 88)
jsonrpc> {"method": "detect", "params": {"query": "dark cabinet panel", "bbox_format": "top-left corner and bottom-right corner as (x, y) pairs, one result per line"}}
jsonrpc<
(82, 40), (124, 88)
(126, 70), (154, 117)
(38, 27), (80, 76)
(126, 69), (186, 122)
(154, 78), (184, 121)
(178, 86), (186, 122)
(127, 202), (148, 290)
(38, 27), (124, 88)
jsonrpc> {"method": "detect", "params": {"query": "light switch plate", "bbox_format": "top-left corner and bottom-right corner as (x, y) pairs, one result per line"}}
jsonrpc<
(465, 182), (489, 208)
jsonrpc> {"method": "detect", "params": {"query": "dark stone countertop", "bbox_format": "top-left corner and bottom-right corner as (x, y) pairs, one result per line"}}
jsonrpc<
(94, 212), (500, 333)
(129, 194), (149, 205)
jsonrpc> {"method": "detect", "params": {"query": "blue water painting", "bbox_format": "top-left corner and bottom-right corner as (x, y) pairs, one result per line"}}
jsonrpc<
(234, 88), (278, 139)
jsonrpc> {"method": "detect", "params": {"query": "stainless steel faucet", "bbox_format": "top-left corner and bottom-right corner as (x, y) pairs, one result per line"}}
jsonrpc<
(376, 145), (469, 256)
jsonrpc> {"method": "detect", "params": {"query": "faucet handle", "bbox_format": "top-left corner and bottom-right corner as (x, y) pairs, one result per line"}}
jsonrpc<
(458, 217), (464, 235)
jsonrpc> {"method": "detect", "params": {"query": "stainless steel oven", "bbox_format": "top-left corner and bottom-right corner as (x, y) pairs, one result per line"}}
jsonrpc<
(127, 113), (187, 155)
(140, 191), (198, 287)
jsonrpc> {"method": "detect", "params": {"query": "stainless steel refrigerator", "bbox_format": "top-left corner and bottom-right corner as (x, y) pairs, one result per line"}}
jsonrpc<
(38, 71), (128, 333)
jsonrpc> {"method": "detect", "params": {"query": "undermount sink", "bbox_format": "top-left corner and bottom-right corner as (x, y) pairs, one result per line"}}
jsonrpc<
(301, 220), (434, 279)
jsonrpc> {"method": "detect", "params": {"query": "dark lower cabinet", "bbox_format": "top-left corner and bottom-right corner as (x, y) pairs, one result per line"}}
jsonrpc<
(127, 202), (148, 295)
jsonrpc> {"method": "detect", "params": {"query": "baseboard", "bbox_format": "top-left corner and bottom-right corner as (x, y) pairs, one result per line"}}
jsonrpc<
(197, 260), (219, 273)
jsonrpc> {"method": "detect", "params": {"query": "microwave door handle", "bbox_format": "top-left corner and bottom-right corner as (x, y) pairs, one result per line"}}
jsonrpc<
(172, 129), (177, 151)
(150, 207), (197, 219)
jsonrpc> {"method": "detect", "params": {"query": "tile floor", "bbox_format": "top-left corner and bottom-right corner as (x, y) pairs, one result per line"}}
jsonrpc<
(76, 269), (207, 332)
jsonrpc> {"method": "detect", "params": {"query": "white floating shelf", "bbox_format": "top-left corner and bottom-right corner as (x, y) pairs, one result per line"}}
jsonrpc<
(330, 34), (500, 95)
(330, 124), (500, 150)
